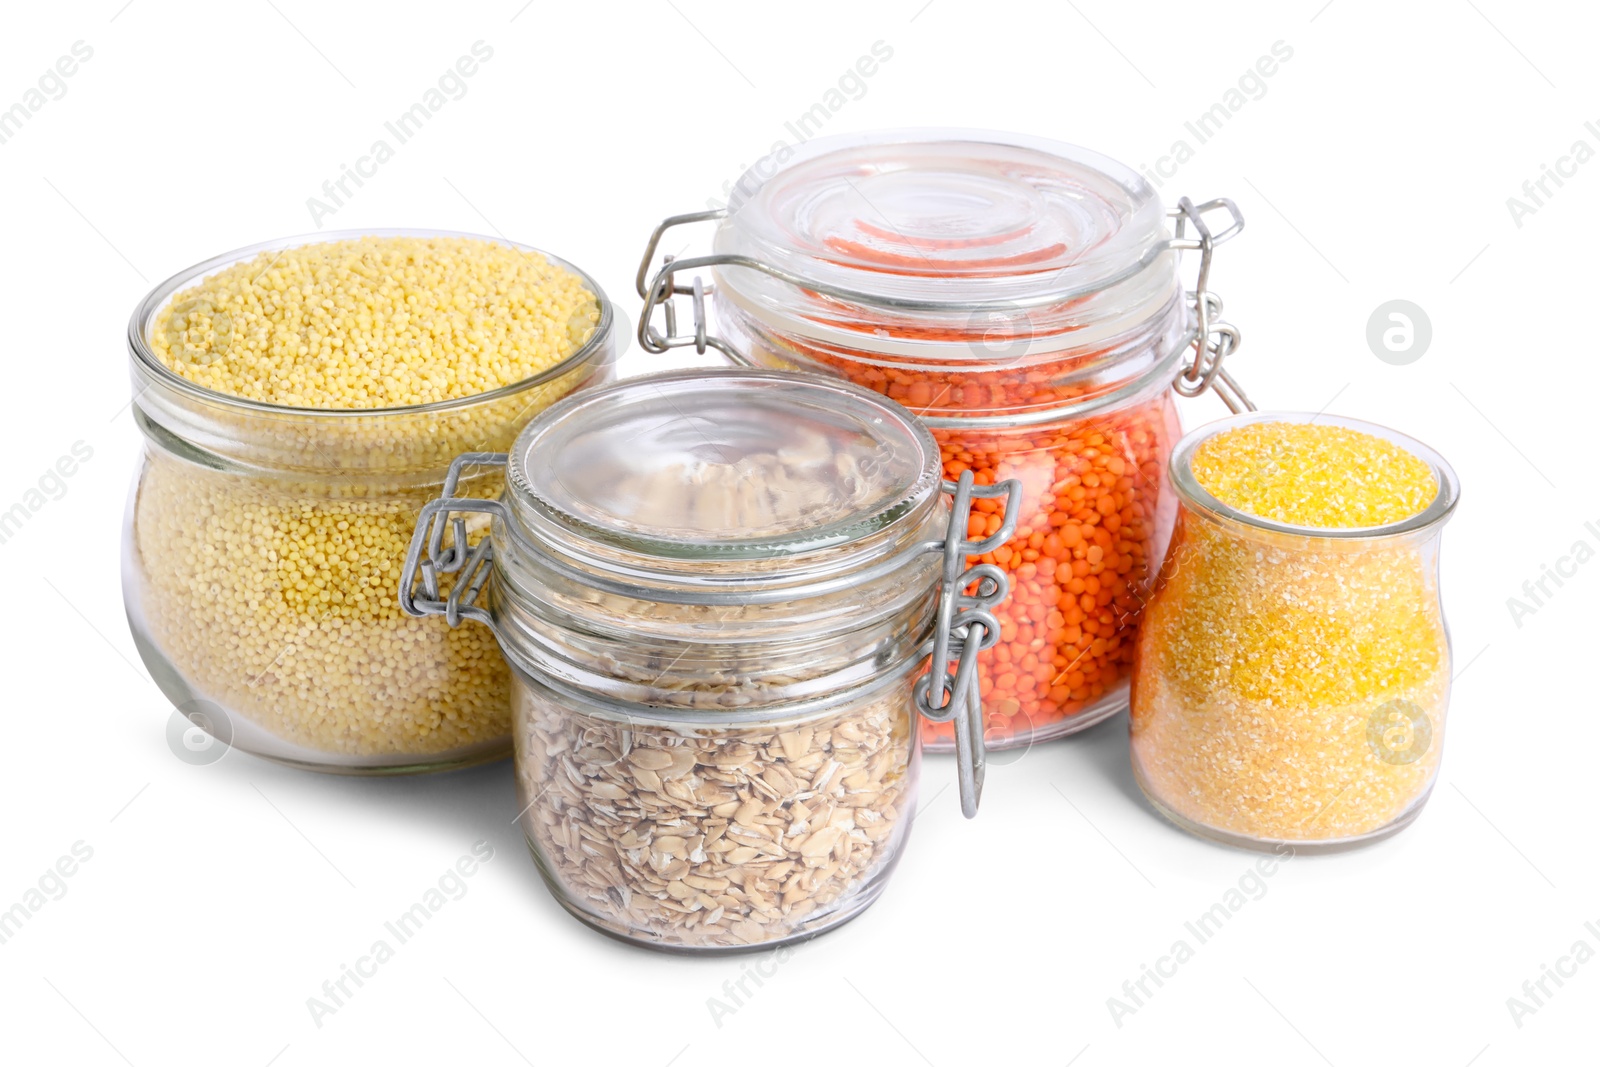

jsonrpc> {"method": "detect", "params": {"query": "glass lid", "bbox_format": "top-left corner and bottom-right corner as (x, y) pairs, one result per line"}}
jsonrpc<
(715, 128), (1173, 312)
(505, 369), (941, 561)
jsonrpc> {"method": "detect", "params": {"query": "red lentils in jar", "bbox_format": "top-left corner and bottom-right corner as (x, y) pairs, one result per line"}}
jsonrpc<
(640, 129), (1247, 749)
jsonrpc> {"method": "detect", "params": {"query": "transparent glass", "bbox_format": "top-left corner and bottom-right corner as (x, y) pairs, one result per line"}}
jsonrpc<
(514, 670), (919, 951)
(492, 429), (943, 949)
(928, 388), (1181, 747)
(439, 369), (966, 951)
(725, 296), (1187, 748)
(1129, 414), (1459, 851)
(121, 230), (617, 773)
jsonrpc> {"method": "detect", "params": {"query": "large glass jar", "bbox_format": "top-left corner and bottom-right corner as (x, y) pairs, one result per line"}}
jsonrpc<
(635, 129), (1250, 750)
(122, 230), (618, 773)
(1130, 414), (1460, 851)
(400, 369), (1018, 950)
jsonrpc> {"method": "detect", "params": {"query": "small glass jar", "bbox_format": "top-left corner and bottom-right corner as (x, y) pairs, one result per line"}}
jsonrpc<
(400, 369), (1018, 950)
(636, 129), (1251, 750)
(122, 230), (618, 773)
(1129, 414), (1460, 851)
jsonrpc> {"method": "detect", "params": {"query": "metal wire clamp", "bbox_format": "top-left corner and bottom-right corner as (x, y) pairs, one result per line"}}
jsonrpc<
(915, 471), (1022, 819)
(1168, 197), (1253, 413)
(397, 452), (508, 628)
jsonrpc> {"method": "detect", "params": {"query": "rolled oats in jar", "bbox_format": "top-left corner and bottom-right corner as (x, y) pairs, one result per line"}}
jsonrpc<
(401, 369), (1018, 950)
(636, 128), (1252, 750)
(122, 230), (618, 773)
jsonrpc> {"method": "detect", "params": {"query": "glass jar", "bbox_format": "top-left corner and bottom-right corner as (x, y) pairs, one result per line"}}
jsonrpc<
(635, 128), (1251, 750)
(400, 369), (1018, 950)
(1129, 414), (1460, 851)
(122, 229), (619, 773)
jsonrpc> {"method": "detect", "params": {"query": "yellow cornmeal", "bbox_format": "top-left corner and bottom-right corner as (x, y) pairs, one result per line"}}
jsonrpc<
(151, 235), (599, 408)
(132, 235), (603, 761)
(1131, 421), (1449, 842)
(1190, 421), (1436, 528)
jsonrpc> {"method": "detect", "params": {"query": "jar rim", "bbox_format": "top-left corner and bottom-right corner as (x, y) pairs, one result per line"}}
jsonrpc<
(1169, 411), (1461, 540)
(127, 227), (616, 420)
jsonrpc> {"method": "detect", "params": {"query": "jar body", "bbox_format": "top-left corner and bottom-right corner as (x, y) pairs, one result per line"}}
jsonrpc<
(1129, 506), (1451, 849)
(122, 345), (615, 774)
(494, 501), (943, 947)
(721, 297), (1185, 748)
(124, 444), (516, 772)
(513, 669), (919, 950)
(925, 392), (1180, 748)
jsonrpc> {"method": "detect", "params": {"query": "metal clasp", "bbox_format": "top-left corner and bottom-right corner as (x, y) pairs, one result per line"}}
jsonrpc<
(1168, 196), (1254, 414)
(398, 452), (509, 628)
(915, 471), (1022, 819)
(635, 210), (748, 363)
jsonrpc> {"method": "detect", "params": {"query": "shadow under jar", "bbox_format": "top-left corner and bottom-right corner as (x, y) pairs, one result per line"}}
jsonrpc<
(400, 369), (1019, 951)
(636, 128), (1254, 750)
(1130, 414), (1460, 851)
(123, 230), (618, 773)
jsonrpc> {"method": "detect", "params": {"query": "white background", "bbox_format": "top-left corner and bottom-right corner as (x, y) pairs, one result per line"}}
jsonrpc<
(0, 1), (1593, 1064)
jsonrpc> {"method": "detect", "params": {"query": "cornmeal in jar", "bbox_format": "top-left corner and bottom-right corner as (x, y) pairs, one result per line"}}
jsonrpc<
(1131, 421), (1448, 842)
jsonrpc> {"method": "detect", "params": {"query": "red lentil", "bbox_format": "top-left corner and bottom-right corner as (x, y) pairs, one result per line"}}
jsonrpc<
(806, 348), (1181, 746)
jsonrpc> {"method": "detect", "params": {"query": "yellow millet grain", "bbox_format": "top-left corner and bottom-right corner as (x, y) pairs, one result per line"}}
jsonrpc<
(1190, 421), (1437, 528)
(132, 453), (509, 757)
(132, 235), (603, 761)
(1130, 423), (1449, 842)
(150, 235), (600, 409)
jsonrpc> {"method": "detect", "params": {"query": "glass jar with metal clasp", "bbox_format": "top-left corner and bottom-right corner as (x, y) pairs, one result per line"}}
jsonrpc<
(398, 368), (1021, 951)
(634, 128), (1258, 752)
